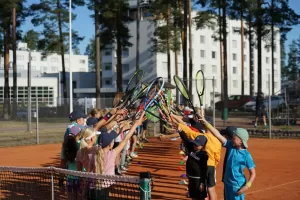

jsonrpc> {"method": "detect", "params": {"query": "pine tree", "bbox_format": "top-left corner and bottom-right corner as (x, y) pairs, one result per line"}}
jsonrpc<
(23, 30), (40, 50)
(85, 37), (96, 71)
(287, 40), (298, 81)
(99, 0), (132, 92)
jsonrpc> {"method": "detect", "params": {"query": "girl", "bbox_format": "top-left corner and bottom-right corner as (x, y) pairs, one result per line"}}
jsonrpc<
(76, 112), (145, 199)
(200, 117), (256, 200)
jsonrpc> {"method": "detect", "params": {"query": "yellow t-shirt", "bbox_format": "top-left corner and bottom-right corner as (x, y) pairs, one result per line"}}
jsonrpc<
(178, 123), (221, 167)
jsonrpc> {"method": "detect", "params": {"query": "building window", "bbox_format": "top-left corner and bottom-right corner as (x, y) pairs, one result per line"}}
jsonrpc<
(51, 58), (59, 63)
(233, 53), (237, 61)
(200, 50), (205, 58)
(17, 55), (24, 60)
(79, 59), (85, 64)
(244, 81), (248, 89)
(80, 68), (85, 72)
(212, 51), (216, 59)
(51, 67), (58, 72)
(122, 64), (129, 73)
(244, 55), (247, 62)
(266, 57), (269, 64)
(104, 63), (112, 70)
(233, 66), (237, 74)
(200, 35), (205, 44)
(201, 64), (205, 72)
(104, 49), (112, 56)
(122, 48), (129, 57)
(104, 79), (112, 85)
(274, 58), (277, 65)
(274, 82), (278, 88)
(41, 57), (47, 61)
(212, 65), (217, 73)
(232, 40), (237, 48)
(233, 80), (238, 88)
(123, 79), (129, 85)
(17, 65), (24, 70)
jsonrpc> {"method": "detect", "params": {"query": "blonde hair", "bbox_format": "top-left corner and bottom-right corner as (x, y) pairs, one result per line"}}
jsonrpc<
(78, 128), (96, 171)
(94, 146), (105, 175)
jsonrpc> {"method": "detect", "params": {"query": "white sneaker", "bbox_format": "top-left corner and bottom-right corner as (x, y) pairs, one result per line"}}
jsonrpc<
(130, 153), (138, 158)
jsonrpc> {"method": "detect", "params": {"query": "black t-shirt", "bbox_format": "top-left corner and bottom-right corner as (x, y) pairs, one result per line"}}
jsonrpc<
(179, 130), (208, 183)
(256, 95), (265, 110)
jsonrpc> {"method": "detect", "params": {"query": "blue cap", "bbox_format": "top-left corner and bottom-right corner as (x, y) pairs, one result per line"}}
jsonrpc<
(190, 135), (207, 146)
(69, 110), (87, 121)
(220, 126), (237, 139)
(97, 130), (118, 148)
(86, 117), (98, 126)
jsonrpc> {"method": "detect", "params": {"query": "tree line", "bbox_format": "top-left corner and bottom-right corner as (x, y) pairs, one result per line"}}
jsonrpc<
(0, 0), (299, 120)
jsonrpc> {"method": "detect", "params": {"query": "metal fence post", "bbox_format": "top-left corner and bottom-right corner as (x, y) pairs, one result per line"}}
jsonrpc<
(84, 97), (87, 114)
(139, 178), (151, 200)
(51, 168), (54, 200)
(268, 74), (271, 139)
(213, 77), (215, 126)
(36, 96), (39, 144)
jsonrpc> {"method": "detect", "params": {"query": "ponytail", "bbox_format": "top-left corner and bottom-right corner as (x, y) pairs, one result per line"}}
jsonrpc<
(94, 146), (105, 174)
(63, 135), (78, 163)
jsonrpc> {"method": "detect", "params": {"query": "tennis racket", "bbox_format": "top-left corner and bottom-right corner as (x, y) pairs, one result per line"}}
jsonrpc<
(114, 70), (144, 108)
(196, 70), (205, 108)
(173, 75), (199, 119)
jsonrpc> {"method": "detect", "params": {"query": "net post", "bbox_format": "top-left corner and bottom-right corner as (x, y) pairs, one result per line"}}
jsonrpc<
(51, 167), (54, 200)
(139, 172), (151, 200)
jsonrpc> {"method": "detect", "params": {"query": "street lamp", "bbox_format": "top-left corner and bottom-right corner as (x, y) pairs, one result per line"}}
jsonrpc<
(20, 47), (32, 132)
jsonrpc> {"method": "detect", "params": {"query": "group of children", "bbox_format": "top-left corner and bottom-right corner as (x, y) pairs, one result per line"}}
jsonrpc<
(59, 98), (256, 200)
(60, 107), (149, 199)
(159, 107), (256, 200)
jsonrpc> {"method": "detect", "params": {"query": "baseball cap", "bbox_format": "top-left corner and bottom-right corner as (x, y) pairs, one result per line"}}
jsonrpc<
(190, 135), (207, 147)
(69, 110), (88, 121)
(86, 117), (98, 127)
(234, 128), (249, 148)
(97, 130), (118, 148)
(69, 126), (82, 136)
(220, 126), (237, 139)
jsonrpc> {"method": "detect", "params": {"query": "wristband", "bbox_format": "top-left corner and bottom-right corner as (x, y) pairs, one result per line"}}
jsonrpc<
(246, 182), (252, 188)
(103, 112), (112, 121)
(205, 123), (213, 129)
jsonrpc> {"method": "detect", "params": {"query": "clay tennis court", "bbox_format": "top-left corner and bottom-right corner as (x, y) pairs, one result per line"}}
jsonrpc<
(0, 138), (300, 200)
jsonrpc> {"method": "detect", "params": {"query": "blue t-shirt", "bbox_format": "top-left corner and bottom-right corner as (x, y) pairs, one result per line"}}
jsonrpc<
(223, 140), (255, 188)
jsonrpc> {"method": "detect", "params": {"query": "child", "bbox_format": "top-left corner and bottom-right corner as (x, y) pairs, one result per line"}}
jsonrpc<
(200, 118), (256, 200)
(76, 112), (145, 199)
(178, 125), (208, 200)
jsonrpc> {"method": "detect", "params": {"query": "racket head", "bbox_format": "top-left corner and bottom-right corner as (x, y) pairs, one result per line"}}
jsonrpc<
(173, 75), (190, 100)
(125, 69), (144, 93)
(196, 70), (205, 105)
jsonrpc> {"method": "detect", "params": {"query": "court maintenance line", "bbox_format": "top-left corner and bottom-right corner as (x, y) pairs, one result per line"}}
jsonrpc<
(245, 179), (300, 195)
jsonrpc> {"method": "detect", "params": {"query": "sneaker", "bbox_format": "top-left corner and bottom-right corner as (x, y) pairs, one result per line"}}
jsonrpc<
(130, 153), (138, 158)
(120, 166), (128, 171)
(115, 168), (122, 176)
(179, 180), (188, 185)
(126, 156), (132, 162)
(142, 138), (149, 143)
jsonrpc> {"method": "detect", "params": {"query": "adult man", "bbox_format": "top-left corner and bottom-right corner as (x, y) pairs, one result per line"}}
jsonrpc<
(254, 92), (267, 128)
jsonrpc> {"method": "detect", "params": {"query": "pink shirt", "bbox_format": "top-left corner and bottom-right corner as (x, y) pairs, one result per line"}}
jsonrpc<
(76, 147), (116, 175)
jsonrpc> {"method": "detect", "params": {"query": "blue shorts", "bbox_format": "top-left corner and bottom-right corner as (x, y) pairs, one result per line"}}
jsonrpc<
(224, 183), (244, 200)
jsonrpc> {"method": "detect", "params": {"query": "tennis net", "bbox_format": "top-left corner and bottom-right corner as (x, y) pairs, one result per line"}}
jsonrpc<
(0, 166), (151, 200)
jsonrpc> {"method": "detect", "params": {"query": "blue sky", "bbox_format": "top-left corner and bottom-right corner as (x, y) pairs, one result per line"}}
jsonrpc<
(22, 0), (300, 54)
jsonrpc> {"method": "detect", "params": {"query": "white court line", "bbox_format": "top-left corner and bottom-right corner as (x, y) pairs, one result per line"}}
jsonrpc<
(245, 179), (300, 195)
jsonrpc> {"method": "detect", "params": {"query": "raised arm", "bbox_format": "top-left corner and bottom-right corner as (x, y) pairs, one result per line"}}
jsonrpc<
(200, 117), (226, 144)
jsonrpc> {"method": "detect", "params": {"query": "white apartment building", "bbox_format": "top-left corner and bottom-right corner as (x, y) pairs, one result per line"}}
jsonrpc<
(102, 4), (281, 108)
(0, 42), (89, 106)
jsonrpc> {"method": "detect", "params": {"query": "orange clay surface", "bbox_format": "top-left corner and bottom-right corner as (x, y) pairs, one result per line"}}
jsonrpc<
(0, 138), (300, 200)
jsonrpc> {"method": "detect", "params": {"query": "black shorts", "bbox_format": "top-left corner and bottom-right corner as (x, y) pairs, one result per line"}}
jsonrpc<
(256, 108), (267, 117)
(207, 166), (216, 188)
(188, 177), (207, 199)
(87, 188), (109, 200)
(142, 120), (148, 130)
